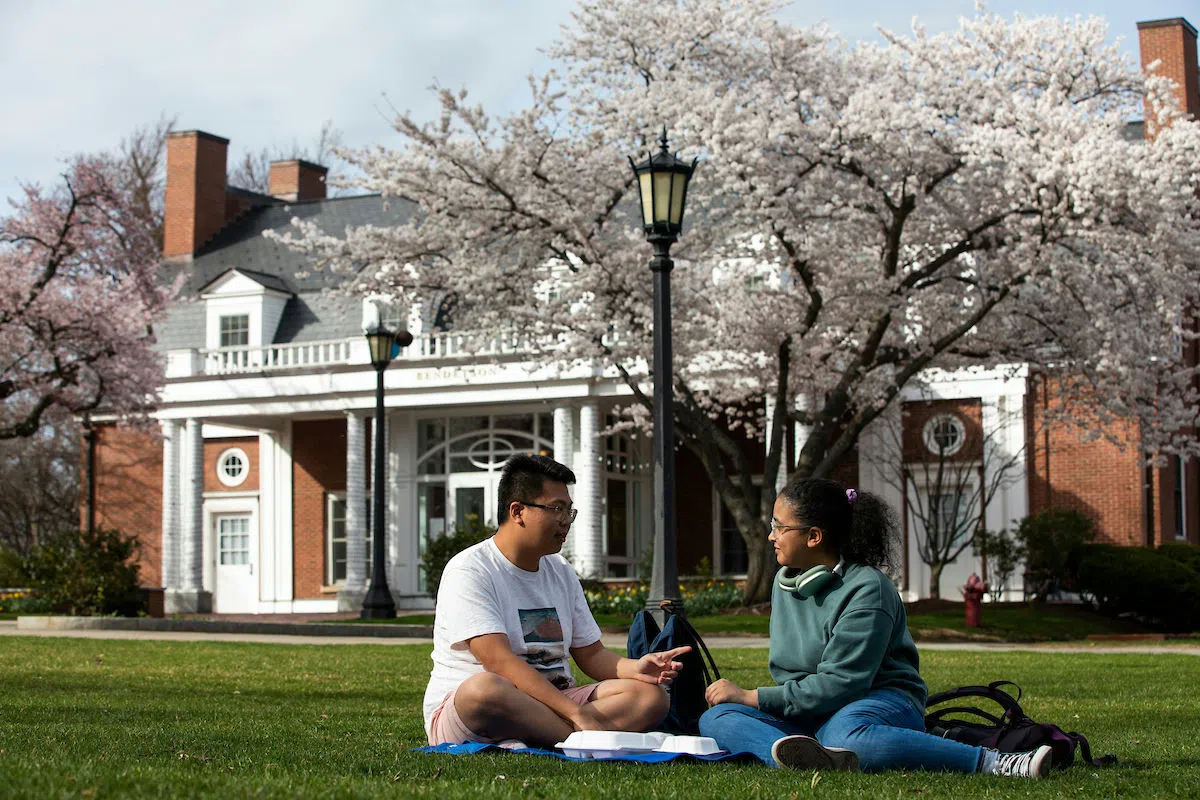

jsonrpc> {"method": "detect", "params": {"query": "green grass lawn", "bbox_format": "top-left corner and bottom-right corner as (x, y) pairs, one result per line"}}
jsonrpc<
(334, 603), (1157, 642)
(1, 638), (1197, 798)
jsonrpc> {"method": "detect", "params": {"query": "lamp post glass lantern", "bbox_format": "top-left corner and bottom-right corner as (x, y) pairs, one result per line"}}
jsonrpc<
(628, 128), (697, 622)
(360, 323), (413, 619)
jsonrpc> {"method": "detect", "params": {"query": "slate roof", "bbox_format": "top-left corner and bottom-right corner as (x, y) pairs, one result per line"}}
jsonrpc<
(195, 268), (293, 295)
(156, 193), (417, 350)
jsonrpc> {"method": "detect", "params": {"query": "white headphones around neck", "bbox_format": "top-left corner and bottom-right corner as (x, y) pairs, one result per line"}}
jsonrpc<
(778, 558), (846, 598)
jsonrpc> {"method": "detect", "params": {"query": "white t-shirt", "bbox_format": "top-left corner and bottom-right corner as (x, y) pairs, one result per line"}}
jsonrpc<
(422, 537), (603, 733)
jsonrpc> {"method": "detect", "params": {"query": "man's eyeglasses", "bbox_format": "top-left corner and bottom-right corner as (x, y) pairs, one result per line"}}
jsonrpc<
(523, 502), (579, 524)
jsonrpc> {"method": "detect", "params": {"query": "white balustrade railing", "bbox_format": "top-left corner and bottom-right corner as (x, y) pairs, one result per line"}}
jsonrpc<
(197, 330), (535, 375)
(410, 330), (531, 359)
(201, 339), (355, 375)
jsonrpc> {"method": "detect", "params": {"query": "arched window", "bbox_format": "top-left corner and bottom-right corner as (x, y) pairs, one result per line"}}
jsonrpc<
(417, 414), (554, 475)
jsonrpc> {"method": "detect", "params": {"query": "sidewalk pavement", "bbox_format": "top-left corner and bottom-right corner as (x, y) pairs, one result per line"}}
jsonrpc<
(2, 618), (1198, 654)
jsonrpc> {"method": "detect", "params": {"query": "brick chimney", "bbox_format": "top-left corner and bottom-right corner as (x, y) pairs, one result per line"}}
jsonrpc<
(163, 131), (230, 260)
(1138, 17), (1200, 135)
(268, 159), (328, 202)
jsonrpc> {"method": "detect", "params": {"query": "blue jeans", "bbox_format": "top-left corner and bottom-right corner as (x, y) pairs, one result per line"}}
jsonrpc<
(699, 689), (983, 773)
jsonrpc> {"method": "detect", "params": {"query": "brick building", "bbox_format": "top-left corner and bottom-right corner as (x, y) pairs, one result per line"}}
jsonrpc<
(91, 16), (1200, 612)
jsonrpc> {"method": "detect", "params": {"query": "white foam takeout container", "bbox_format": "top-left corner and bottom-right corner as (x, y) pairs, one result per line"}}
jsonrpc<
(554, 731), (723, 759)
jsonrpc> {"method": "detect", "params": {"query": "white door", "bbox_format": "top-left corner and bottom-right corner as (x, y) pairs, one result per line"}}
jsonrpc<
(447, 473), (495, 531)
(214, 513), (257, 613)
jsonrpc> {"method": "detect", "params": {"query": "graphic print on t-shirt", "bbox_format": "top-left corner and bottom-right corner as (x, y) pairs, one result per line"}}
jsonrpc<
(518, 607), (572, 689)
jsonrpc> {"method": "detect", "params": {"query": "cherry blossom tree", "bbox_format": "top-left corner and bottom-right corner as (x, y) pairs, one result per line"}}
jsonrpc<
(0, 156), (171, 440)
(278, 0), (1200, 601)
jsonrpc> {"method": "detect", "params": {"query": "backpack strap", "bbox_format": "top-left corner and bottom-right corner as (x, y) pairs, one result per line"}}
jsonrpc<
(926, 683), (1026, 724)
(663, 603), (721, 683)
(987, 680), (1023, 703)
(925, 704), (1005, 729)
(1067, 731), (1119, 767)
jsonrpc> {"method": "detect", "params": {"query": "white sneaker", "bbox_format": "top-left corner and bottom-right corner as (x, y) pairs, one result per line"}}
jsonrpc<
(989, 745), (1053, 778)
(771, 735), (860, 771)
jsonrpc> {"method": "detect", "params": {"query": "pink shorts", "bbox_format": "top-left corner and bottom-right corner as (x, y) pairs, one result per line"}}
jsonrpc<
(427, 682), (600, 746)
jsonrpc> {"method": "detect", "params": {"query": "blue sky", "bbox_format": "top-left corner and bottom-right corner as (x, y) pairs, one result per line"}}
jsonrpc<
(0, 1), (1190, 207)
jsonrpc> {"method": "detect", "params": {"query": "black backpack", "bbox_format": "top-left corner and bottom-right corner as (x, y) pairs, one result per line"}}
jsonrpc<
(626, 605), (721, 734)
(924, 680), (1117, 769)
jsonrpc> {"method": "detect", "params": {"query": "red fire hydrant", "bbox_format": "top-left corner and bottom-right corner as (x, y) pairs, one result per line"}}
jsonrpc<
(962, 573), (988, 628)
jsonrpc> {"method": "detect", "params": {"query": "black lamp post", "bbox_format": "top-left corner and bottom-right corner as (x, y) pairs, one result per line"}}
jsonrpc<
(360, 322), (414, 620)
(629, 127), (698, 621)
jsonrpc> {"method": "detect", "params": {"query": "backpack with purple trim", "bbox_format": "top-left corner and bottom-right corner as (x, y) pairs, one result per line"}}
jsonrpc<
(924, 681), (1117, 769)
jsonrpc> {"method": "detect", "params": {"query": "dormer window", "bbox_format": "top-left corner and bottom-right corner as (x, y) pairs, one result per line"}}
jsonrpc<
(199, 269), (293, 353)
(219, 314), (250, 348)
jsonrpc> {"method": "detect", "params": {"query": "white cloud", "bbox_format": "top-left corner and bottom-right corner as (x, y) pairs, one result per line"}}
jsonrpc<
(0, 0), (1187, 206)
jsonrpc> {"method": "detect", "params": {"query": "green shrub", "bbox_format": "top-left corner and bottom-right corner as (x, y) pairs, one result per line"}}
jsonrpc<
(973, 529), (1027, 602)
(23, 527), (142, 616)
(1157, 542), (1200, 573)
(422, 515), (496, 599)
(1075, 543), (1200, 632)
(0, 547), (29, 588)
(584, 583), (648, 616)
(681, 579), (744, 617)
(0, 589), (52, 614)
(583, 579), (743, 618)
(1015, 509), (1097, 600)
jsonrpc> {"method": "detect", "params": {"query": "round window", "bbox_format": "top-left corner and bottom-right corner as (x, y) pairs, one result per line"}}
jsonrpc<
(217, 447), (249, 487)
(922, 415), (965, 457)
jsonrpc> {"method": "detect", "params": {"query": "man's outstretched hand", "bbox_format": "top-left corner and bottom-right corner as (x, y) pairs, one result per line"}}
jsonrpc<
(625, 645), (692, 685)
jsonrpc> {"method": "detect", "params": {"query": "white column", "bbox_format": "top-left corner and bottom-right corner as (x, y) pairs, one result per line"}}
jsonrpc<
(257, 429), (277, 604)
(765, 393), (787, 494)
(273, 421), (294, 605)
(345, 412), (367, 589)
(389, 412), (419, 601)
(574, 403), (604, 578)
(982, 393), (1029, 601)
(160, 420), (182, 591)
(554, 406), (576, 562)
(981, 396), (1005, 538)
(794, 393), (813, 477)
(337, 412), (368, 612)
(387, 411), (410, 595)
(173, 417), (211, 612)
(858, 402), (908, 594)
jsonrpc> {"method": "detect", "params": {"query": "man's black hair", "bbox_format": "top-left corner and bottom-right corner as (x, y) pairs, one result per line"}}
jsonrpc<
(496, 454), (576, 523)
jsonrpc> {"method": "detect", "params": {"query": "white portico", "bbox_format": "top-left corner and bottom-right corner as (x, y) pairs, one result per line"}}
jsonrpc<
(156, 306), (651, 613)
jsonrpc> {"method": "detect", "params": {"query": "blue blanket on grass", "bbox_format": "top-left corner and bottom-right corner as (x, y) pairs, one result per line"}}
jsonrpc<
(417, 741), (760, 764)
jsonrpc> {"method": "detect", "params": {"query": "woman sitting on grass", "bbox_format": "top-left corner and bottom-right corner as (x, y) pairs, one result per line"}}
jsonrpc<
(699, 478), (1052, 779)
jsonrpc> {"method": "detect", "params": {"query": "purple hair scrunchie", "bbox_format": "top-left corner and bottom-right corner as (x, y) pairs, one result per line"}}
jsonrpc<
(846, 488), (858, 505)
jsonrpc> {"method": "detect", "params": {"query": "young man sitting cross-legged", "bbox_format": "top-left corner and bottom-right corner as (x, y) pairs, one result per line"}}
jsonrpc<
(423, 454), (689, 749)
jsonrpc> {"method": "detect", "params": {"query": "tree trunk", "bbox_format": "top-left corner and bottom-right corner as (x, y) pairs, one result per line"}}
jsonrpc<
(928, 562), (944, 600)
(743, 532), (776, 604)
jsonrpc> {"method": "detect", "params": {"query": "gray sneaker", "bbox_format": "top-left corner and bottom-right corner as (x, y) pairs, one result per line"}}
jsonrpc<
(990, 745), (1053, 778)
(771, 735), (860, 771)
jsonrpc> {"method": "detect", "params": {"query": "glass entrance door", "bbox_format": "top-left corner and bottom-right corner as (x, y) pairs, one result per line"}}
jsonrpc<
(448, 473), (494, 531)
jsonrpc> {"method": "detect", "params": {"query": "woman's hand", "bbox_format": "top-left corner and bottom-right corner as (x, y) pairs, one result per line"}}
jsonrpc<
(705, 678), (757, 707)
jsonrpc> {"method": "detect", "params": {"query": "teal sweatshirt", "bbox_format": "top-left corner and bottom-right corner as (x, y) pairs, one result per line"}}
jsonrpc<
(756, 562), (927, 722)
